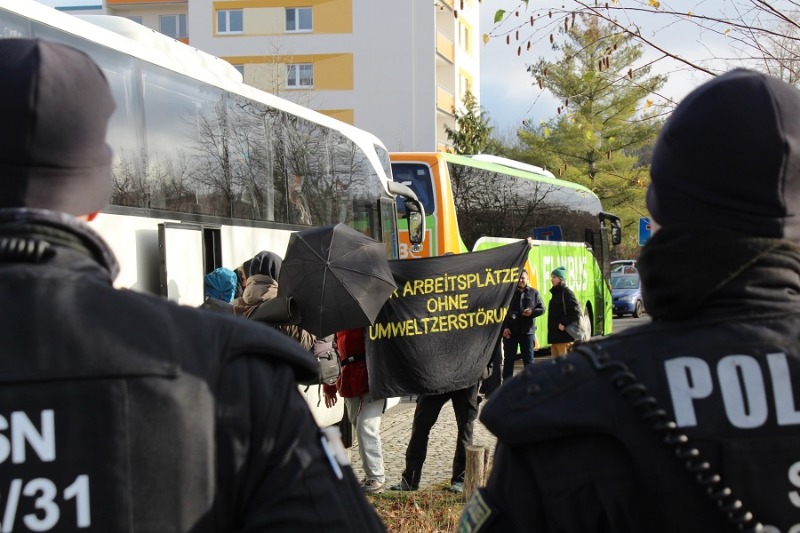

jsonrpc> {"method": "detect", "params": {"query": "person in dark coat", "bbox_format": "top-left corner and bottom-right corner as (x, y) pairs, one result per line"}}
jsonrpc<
(0, 38), (384, 532)
(233, 249), (315, 350)
(546, 265), (581, 356)
(500, 269), (545, 381)
(460, 68), (800, 533)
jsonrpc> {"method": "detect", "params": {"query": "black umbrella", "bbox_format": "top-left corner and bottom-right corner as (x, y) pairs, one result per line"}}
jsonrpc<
(278, 223), (398, 338)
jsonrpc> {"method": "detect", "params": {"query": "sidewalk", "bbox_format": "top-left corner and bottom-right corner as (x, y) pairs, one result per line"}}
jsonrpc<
(348, 395), (497, 490)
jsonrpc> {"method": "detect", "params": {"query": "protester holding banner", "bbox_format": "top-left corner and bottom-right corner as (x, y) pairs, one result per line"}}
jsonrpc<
(363, 241), (528, 494)
(389, 383), (479, 494)
(501, 269), (545, 380)
(547, 266), (581, 356)
(365, 240), (530, 400)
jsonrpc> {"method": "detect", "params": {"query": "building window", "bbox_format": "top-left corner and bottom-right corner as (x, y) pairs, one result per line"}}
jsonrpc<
(287, 64), (314, 88)
(127, 16), (143, 25)
(458, 22), (471, 54)
(285, 7), (312, 32)
(159, 14), (187, 39)
(459, 73), (472, 100)
(217, 9), (243, 34)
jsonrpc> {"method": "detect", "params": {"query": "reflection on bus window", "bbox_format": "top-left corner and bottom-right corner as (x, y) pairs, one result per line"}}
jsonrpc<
(448, 162), (601, 249)
(18, 30), (387, 234)
(1, 3), (397, 244)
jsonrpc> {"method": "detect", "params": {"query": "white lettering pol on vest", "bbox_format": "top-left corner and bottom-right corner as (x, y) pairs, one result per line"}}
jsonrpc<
(664, 352), (800, 429)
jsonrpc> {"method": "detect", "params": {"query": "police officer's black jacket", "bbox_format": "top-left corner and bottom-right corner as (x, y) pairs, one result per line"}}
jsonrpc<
(0, 209), (385, 532)
(464, 227), (800, 532)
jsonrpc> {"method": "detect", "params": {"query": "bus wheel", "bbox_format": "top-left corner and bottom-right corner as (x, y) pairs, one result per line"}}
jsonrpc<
(581, 306), (593, 338)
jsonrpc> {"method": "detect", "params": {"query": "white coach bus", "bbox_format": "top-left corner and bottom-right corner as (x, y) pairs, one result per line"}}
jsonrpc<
(0, 0), (423, 429)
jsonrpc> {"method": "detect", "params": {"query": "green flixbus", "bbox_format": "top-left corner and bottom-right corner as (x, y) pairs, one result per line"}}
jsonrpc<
(390, 152), (622, 349)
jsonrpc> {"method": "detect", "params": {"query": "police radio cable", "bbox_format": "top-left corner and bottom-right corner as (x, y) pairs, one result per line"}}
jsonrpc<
(573, 343), (763, 533)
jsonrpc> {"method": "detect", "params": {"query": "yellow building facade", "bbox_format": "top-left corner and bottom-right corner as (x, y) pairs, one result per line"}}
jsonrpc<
(103, 0), (480, 151)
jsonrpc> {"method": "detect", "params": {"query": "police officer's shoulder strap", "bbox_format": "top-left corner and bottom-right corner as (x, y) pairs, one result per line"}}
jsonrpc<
(574, 343), (764, 533)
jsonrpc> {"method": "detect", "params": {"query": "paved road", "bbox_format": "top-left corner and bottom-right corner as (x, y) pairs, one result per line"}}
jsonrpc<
(612, 315), (651, 334)
(349, 317), (652, 489)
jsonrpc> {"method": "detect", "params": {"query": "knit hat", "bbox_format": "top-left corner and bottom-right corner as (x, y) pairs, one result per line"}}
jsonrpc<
(0, 39), (115, 216)
(648, 68), (800, 241)
(204, 267), (238, 302)
(551, 266), (566, 280)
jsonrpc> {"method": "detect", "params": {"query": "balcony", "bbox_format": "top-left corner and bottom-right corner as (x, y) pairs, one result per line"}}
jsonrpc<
(436, 31), (454, 63)
(437, 85), (455, 114)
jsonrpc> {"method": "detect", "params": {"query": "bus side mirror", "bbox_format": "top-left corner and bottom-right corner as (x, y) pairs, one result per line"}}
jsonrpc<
(404, 198), (426, 252)
(611, 223), (622, 246)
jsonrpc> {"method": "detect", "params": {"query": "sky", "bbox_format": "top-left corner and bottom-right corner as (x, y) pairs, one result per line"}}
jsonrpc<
(477, 0), (745, 139)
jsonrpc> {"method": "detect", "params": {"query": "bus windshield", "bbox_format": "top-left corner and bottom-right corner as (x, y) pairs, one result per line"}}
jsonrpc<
(392, 163), (436, 216)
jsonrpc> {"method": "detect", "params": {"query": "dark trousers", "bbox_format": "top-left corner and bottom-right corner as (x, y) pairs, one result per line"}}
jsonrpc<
(401, 384), (479, 487)
(479, 338), (503, 397)
(502, 333), (535, 381)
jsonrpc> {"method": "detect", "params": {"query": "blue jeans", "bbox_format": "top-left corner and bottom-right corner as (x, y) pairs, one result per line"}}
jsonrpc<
(502, 334), (535, 381)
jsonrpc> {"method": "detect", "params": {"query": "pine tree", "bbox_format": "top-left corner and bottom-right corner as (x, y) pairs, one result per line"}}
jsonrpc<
(518, 16), (664, 256)
(445, 89), (493, 154)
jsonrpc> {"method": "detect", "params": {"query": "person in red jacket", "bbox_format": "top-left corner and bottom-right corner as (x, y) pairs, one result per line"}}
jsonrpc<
(324, 328), (387, 493)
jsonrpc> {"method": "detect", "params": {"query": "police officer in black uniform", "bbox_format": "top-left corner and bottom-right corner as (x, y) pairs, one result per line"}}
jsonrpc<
(461, 69), (800, 532)
(0, 39), (384, 532)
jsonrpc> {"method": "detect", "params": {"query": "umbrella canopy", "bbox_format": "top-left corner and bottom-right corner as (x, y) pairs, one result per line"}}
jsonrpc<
(278, 223), (398, 338)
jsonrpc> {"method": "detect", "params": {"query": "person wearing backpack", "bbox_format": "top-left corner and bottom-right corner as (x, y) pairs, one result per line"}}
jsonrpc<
(324, 328), (387, 494)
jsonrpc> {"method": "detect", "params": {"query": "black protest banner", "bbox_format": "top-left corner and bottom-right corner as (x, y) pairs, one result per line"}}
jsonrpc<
(366, 240), (530, 399)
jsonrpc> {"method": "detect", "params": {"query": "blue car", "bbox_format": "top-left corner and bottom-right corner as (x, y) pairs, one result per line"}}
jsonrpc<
(611, 274), (645, 318)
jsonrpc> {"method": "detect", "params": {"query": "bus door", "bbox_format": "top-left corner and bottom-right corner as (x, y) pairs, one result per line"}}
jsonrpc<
(597, 212), (622, 335)
(158, 223), (205, 306)
(598, 212), (622, 280)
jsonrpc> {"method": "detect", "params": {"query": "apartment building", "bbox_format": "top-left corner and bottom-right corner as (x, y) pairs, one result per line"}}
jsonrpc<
(99, 0), (481, 151)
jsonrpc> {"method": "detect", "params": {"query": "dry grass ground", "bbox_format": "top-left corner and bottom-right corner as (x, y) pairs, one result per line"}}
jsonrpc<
(367, 482), (467, 533)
